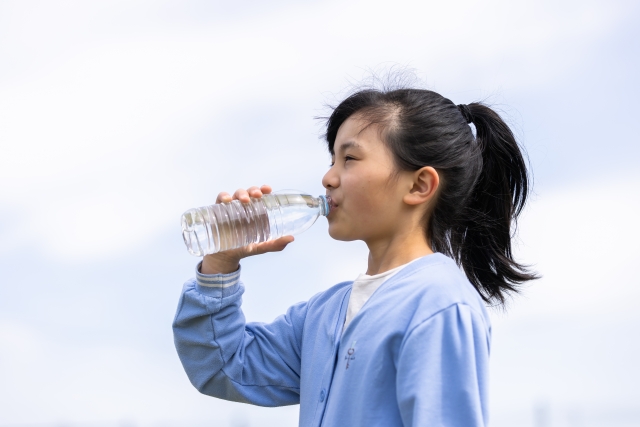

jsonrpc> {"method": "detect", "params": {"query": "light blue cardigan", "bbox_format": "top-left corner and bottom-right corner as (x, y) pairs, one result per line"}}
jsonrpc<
(173, 253), (491, 426)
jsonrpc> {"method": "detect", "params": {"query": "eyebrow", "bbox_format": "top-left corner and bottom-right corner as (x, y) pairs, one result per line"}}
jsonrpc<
(331, 141), (362, 156)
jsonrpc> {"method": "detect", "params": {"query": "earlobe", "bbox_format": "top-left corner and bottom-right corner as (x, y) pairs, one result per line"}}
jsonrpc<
(403, 167), (439, 206)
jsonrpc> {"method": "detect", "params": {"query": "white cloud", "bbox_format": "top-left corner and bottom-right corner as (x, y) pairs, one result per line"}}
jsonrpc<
(0, 0), (634, 262)
(488, 172), (640, 426)
(505, 171), (640, 317)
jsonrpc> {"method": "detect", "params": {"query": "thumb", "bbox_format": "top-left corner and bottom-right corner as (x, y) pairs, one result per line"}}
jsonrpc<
(252, 235), (295, 255)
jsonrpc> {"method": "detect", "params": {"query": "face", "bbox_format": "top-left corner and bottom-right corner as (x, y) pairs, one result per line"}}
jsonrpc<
(322, 114), (409, 244)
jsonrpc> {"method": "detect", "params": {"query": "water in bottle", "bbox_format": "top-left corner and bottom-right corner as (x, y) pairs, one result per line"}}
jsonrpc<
(181, 191), (331, 256)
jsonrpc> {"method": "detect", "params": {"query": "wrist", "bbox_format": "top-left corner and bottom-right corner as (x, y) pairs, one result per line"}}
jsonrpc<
(201, 254), (240, 275)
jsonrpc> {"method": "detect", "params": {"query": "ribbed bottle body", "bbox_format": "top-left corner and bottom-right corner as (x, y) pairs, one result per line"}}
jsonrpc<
(181, 193), (330, 256)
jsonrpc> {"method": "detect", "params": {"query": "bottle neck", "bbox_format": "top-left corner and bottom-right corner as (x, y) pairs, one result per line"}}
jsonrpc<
(319, 195), (331, 216)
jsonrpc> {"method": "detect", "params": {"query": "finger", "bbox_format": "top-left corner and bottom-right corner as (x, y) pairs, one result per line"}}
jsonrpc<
(260, 184), (273, 194)
(233, 188), (251, 203)
(246, 186), (262, 199)
(216, 192), (232, 204)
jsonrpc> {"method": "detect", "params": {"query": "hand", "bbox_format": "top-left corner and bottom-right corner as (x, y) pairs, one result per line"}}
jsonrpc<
(200, 184), (295, 274)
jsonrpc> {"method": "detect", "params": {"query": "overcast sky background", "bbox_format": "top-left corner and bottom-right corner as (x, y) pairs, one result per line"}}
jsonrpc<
(1, 1), (639, 426)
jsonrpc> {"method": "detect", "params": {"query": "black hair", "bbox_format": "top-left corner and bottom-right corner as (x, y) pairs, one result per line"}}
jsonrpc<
(324, 88), (538, 305)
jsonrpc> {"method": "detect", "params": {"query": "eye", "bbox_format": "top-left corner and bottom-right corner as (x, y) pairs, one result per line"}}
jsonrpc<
(342, 155), (356, 165)
(328, 156), (355, 168)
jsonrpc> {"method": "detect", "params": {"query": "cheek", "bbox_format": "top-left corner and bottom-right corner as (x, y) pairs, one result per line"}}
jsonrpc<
(343, 177), (387, 217)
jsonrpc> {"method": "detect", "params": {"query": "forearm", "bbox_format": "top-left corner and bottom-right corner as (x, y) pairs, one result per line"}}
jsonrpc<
(173, 268), (244, 397)
(172, 264), (304, 406)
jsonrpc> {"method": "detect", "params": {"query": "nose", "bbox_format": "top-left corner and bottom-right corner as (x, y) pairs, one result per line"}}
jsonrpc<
(322, 166), (339, 190)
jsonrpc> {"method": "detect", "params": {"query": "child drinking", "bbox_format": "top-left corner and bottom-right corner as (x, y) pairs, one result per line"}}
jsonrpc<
(173, 87), (537, 426)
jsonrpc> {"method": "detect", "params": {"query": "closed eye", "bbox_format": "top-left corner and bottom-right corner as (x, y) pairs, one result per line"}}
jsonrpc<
(329, 156), (355, 167)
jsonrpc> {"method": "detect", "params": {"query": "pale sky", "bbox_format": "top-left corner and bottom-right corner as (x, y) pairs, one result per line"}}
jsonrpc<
(1, 1), (639, 426)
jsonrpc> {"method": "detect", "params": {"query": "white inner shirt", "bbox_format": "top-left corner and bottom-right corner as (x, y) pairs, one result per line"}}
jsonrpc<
(343, 256), (426, 331)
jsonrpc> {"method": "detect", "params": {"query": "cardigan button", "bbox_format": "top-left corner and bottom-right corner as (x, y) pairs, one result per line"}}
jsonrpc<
(320, 389), (326, 402)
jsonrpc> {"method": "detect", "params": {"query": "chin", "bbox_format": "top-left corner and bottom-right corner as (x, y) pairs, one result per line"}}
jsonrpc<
(327, 223), (358, 242)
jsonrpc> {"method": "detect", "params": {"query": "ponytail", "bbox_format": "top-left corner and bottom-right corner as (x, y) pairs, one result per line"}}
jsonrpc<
(325, 89), (538, 305)
(452, 103), (538, 304)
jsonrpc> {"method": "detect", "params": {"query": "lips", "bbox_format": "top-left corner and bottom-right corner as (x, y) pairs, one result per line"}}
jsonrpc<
(326, 195), (339, 213)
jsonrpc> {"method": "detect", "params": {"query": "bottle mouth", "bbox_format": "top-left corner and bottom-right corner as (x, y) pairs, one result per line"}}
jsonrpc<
(319, 195), (332, 216)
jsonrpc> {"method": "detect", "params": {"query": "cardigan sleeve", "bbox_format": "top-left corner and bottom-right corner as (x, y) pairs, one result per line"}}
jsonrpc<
(396, 303), (491, 427)
(172, 264), (305, 406)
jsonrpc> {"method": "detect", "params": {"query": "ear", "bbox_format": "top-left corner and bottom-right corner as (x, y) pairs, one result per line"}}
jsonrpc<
(403, 166), (439, 206)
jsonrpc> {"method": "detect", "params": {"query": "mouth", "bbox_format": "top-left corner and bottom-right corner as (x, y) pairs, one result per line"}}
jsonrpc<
(326, 195), (339, 214)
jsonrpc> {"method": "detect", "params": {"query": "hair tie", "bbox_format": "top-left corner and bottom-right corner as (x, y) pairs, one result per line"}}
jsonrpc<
(457, 104), (473, 124)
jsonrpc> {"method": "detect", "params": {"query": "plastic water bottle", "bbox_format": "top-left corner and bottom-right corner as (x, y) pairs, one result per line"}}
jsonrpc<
(181, 191), (332, 256)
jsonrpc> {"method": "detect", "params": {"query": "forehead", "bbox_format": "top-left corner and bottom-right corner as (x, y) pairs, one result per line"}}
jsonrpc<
(331, 115), (383, 155)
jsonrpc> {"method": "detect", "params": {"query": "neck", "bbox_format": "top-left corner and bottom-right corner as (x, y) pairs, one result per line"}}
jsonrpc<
(365, 229), (433, 275)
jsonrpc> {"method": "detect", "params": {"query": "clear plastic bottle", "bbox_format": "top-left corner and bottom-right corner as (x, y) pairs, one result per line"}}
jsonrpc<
(181, 191), (331, 256)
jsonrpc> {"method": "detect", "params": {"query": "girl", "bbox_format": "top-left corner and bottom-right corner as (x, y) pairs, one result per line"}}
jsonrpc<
(173, 87), (537, 426)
